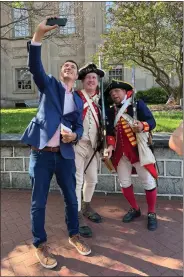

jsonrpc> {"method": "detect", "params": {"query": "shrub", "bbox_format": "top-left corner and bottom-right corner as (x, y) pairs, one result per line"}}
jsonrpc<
(136, 87), (169, 104)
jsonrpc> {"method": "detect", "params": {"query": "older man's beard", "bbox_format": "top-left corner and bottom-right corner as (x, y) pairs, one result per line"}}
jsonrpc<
(112, 98), (121, 104)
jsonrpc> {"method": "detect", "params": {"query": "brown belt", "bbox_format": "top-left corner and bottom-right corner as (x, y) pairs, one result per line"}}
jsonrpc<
(31, 146), (60, 153)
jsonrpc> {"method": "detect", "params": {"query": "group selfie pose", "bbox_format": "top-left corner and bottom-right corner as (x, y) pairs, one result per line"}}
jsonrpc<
(22, 17), (158, 269)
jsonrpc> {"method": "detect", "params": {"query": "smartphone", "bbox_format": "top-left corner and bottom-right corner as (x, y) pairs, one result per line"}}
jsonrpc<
(46, 18), (67, 27)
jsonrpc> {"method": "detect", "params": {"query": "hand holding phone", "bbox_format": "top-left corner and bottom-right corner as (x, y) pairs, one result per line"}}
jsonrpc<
(32, 16), (67, 43)
(46, 17), (67, 27)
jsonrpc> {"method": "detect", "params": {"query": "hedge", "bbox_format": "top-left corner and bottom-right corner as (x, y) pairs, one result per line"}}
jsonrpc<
(136, 87), (169, 104)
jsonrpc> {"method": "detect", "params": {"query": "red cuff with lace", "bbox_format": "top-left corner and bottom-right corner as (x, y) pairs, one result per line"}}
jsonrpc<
(142, 122), (150, 132)
(107, 136), (116, 148)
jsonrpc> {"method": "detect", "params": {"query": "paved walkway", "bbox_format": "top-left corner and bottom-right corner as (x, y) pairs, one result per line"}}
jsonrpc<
(1, 189), (183, 276)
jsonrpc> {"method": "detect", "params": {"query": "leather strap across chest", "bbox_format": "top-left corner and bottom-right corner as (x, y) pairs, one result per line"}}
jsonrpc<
(78, 90), (100, 127)
(114, 97), (132, 127)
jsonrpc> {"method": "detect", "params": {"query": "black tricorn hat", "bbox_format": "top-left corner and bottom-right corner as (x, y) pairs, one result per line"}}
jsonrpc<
(78, 62), (105, 80)
(104, 79), (133, 95)
(103, 79), (134, 106)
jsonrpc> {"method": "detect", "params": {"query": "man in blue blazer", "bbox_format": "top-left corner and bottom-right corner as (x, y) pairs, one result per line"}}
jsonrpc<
(21, 17), (91, 269)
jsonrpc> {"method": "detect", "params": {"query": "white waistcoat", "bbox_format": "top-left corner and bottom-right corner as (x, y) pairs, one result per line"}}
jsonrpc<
(81, 92), (100, 149)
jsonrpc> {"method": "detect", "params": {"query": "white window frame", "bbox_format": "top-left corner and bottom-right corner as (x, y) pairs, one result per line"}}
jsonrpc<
(108, 65), (123, 81)
(13, 67), (34, 94)
(59, 2), (76, 35)
(105, 1), (113, 32)
(12, 6), (29, 38)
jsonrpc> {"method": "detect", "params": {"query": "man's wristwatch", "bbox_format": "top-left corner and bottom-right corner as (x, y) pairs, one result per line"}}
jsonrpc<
(72, 133), (78, 144)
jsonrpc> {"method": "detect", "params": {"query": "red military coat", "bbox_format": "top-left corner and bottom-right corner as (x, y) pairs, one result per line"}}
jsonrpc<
(106, 101), (158, 179)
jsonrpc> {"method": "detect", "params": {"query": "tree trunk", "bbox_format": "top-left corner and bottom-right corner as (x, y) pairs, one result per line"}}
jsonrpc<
(169, 86), (182, 104)
(158, 83), (182, 105)
(175, 86), (183, 104)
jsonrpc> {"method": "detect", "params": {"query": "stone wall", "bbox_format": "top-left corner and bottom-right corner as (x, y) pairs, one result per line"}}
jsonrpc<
(0, 134), (183, 197)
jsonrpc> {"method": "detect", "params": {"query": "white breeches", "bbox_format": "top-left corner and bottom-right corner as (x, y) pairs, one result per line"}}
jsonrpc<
(74, 140), (98, 211)
(117, 156), (156, 190)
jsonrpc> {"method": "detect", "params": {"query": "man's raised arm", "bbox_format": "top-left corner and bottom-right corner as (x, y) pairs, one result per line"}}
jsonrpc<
(28, 17), (58, 90)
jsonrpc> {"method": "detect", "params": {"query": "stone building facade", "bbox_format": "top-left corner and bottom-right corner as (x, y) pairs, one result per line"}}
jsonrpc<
(1, 1), (157, 107)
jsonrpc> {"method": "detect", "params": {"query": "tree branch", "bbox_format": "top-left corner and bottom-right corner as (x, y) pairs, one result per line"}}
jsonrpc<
(0, 16), (29, 29)
(131, 57), (157, 77)
(146, 52), (170, 83)
(130, 56), (173, 95)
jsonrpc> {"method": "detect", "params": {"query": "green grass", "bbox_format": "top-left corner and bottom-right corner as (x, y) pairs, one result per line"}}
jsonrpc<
(1, 108), (37, 134)
(153, 111), (183, 133)
(0, 108), (183, 134)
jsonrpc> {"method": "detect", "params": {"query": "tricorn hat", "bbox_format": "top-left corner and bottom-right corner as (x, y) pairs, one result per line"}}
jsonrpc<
(103, 79), (134, 106)
(78, 62), (105, 80)
(104, 79), (133, 95)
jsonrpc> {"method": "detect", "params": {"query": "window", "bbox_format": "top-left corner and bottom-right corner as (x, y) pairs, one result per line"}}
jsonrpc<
(105, 1), (113, 31)
(15, 68), (32, 90)
(59, 2), (76, 35)
(13, 6), (29, 38)
(109, 66), (123, 81)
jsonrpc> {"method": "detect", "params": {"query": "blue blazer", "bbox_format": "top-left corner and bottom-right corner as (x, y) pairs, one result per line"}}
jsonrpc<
(21, 44), (84, 159)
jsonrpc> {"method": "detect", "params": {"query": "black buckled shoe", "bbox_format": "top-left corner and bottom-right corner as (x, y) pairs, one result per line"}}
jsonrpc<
(78, 211), (92, 238)
(82, 201), (102, 223)
(79, 226), (92, 238)
(87, 212), (102, 223)
(147, 213), (157, 231)
(122, 207), (141, 223)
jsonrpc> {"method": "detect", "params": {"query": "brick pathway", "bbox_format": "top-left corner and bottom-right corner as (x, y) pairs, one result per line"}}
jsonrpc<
(1, 189), (183, 276)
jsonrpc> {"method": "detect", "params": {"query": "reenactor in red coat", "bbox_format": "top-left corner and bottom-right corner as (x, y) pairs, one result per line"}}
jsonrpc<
(105, 80), (158, 231)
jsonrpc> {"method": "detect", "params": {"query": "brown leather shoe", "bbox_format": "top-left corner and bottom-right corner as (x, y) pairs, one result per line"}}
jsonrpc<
(69, 234), (91, 256)
(35, 243), (57, 269)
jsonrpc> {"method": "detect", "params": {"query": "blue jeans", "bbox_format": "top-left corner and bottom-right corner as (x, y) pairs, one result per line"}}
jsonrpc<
(29, 149), (79, 248)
